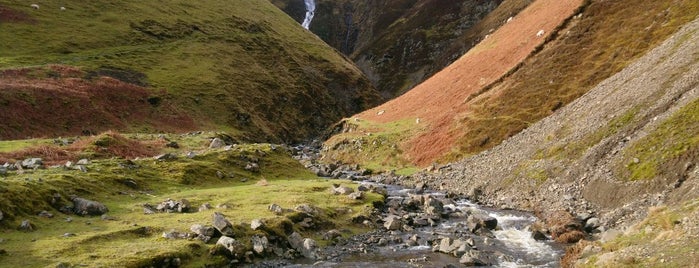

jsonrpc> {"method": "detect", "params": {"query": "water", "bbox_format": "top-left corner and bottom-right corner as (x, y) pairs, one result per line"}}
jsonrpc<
(301, 0), (316, 29)
(313, 184), (563, 267)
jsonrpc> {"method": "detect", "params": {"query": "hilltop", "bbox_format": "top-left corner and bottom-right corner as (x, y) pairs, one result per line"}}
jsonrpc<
(0, 0), (382, 142)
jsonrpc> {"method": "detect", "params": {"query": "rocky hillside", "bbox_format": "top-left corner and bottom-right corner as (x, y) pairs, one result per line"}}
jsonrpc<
(0, 0), (381, 142)
(272, 0), (530, 98)
(323, 0), (699, 169)
(406, 16), (699, 267)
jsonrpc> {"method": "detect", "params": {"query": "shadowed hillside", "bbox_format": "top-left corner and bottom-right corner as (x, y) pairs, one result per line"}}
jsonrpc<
(0, 0), (382, 142)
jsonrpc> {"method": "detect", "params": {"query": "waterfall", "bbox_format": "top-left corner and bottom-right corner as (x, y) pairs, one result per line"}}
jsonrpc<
(301, 0), (316, 29)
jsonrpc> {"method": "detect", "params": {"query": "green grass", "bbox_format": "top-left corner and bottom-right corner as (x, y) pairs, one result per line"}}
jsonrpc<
(619, 98), (699, 181)
(323, 118), (422, 174)
(0, 0), (379, 142)
(0, 135), (383, 267)
(0, 139), (52, 153)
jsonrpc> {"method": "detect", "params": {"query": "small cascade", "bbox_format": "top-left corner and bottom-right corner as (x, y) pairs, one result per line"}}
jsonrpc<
(301, 0), (316, 29)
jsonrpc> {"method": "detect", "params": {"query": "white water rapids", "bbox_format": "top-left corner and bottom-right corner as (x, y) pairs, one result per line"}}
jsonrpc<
(301, 0), (316, 29)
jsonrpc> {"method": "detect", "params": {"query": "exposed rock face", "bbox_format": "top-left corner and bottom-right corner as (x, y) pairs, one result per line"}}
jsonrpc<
(71, 197), (108, 216)
(288, 232), (319, 259)
(272, 0), (513, 98)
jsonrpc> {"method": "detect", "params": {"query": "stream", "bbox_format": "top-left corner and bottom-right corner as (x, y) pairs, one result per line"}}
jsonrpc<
(283, 182), (564, 267)
(301, 0), (316, 29)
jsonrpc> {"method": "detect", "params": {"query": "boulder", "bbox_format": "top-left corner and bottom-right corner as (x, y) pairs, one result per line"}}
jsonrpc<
(72, 197), (108, 216)
(460, 250), (489, 266)
(424, 196), (444, 216)
(245, 162), (260, 172)
(38, 211), (54, 218)
(0, 166), (7, 176)
(199, 203), (212, 212)
(331, 185), (354, 195)
(21, 158), (43, 169)
(295, 204), (318, 215)
(584, 217), (601, 232)
(154, 198), (191, 213)
(154, 153), (177, 161)
(209, 138), (225, 149)
(190, 224), (216, 237)
(383, 216), (402, 231)
(19, 219), (34, 231)
(322, 229), (342, 241)
(76, 159), (90, 165)
(466, 214), (498, 232)
(252, 235), (268, 254)
(251, 219), (264, 230)
(217, 236), (245, 256)
(212, 212), (234, 236)
(268, 204), (285, 214)
(288, 232), (318, 259)
(348, 191), (363, 200)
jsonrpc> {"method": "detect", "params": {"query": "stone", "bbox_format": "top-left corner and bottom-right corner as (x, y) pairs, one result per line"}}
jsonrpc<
(348, 191), (363, 200)
(154, 153), (177, 161)
(331, 185), (354, 195)
(0, 166), (7, 176)
(186, 151), (197, 158)
(190, 224), (216, 237)
(585, 217), (601, 232)
(76, 159), (90, 165)
(383, 216), (402, 231)
(252, 235), (268, 254)
(199, 203), (212, 212)
(288, 232), (318, 259)
(212, 212), (234, 236)
(165, 141), (179, 148)
(532, 230), (549, 241)
(460, 250), (488, 266)
(21, 158), (43, 169)
(466, 214), (498, 232)
(244, 162), (260, 172)
(251, 219), (264, 230)
(217, 236), (244, 255)
(295, 204), (318, 215)
(209, 138), (225, 149)
(19, 219), (34, 231)
(322, 229), (342, 241)
(72, 197), (108, 216)
(357, 184), (370, 192)
(38, 211), (54, 218)
(268, 204), (284, 215)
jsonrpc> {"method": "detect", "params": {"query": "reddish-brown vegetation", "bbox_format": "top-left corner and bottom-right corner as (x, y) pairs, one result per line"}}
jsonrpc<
(355, 0), (584, 165)
(0, 65), (196, 140)
(0, 4), (35, 24)
(0, 131), (163, 165)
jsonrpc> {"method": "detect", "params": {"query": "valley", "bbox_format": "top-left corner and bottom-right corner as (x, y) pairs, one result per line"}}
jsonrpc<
(1, 0), (698, 267)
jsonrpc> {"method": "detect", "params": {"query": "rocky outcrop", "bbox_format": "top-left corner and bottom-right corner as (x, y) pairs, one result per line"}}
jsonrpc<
(71, 197), (108, 216)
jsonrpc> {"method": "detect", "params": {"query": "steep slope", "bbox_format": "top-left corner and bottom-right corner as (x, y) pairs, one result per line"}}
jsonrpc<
(324, 0), (699, 169)
(272, 0), (527, 98)
(407, 16), (699, 266)
(0, 0), (381, 142)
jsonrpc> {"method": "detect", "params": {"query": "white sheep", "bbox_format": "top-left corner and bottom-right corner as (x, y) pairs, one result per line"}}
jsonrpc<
(30, 4), (39, 9)
(536, 29), (545, 37)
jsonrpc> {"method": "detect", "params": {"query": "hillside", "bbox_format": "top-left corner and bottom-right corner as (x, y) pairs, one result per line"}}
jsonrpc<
(272, 0), (529, 98)
(406, 16), (699, 267)
(323, 0), (699, 170)
(0, 0), (382, 142)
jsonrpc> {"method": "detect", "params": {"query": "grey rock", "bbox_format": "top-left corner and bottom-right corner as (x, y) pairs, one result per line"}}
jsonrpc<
(199, 203), (212, 212)
(287, 232), (319, 259)
(322, 229), (342, 241)
(268, 204), (284, 214)
(72, 197), (108, 216)
(348, 191), (363, 200)
(38, 211), (54, 218)
(245, 162), (260, 172)
(0, 166), (7, 176)
(217, 236), (244, 255)
(76, 159), (90, 165)
(460, 250), (488, 266)
(383, 216), (402, 231)
(295, 204), (318, 215)
(585, 217), (601, 231)
(212, 212), (234, 236)
(209, 138), (225, 149)
(251, 219), (264, 230)
(331, 185), (354, 195)
(252, 235), (268, 254)
(532, 229), (548, 241)
(19, 219), (34, 231)
(21, 158), (43, 169)
(190, 224), (216, 237)
(357, 184), (370, 192)
(185, 151), (197, 158)
(466, 214), (498, 232)
(154, 153), (177, 161)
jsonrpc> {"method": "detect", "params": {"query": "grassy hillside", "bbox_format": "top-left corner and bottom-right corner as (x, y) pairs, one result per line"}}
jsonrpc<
(0, 0), (382, 142)
(0, 132), (382, 267)
(323, 0), (699, 171)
